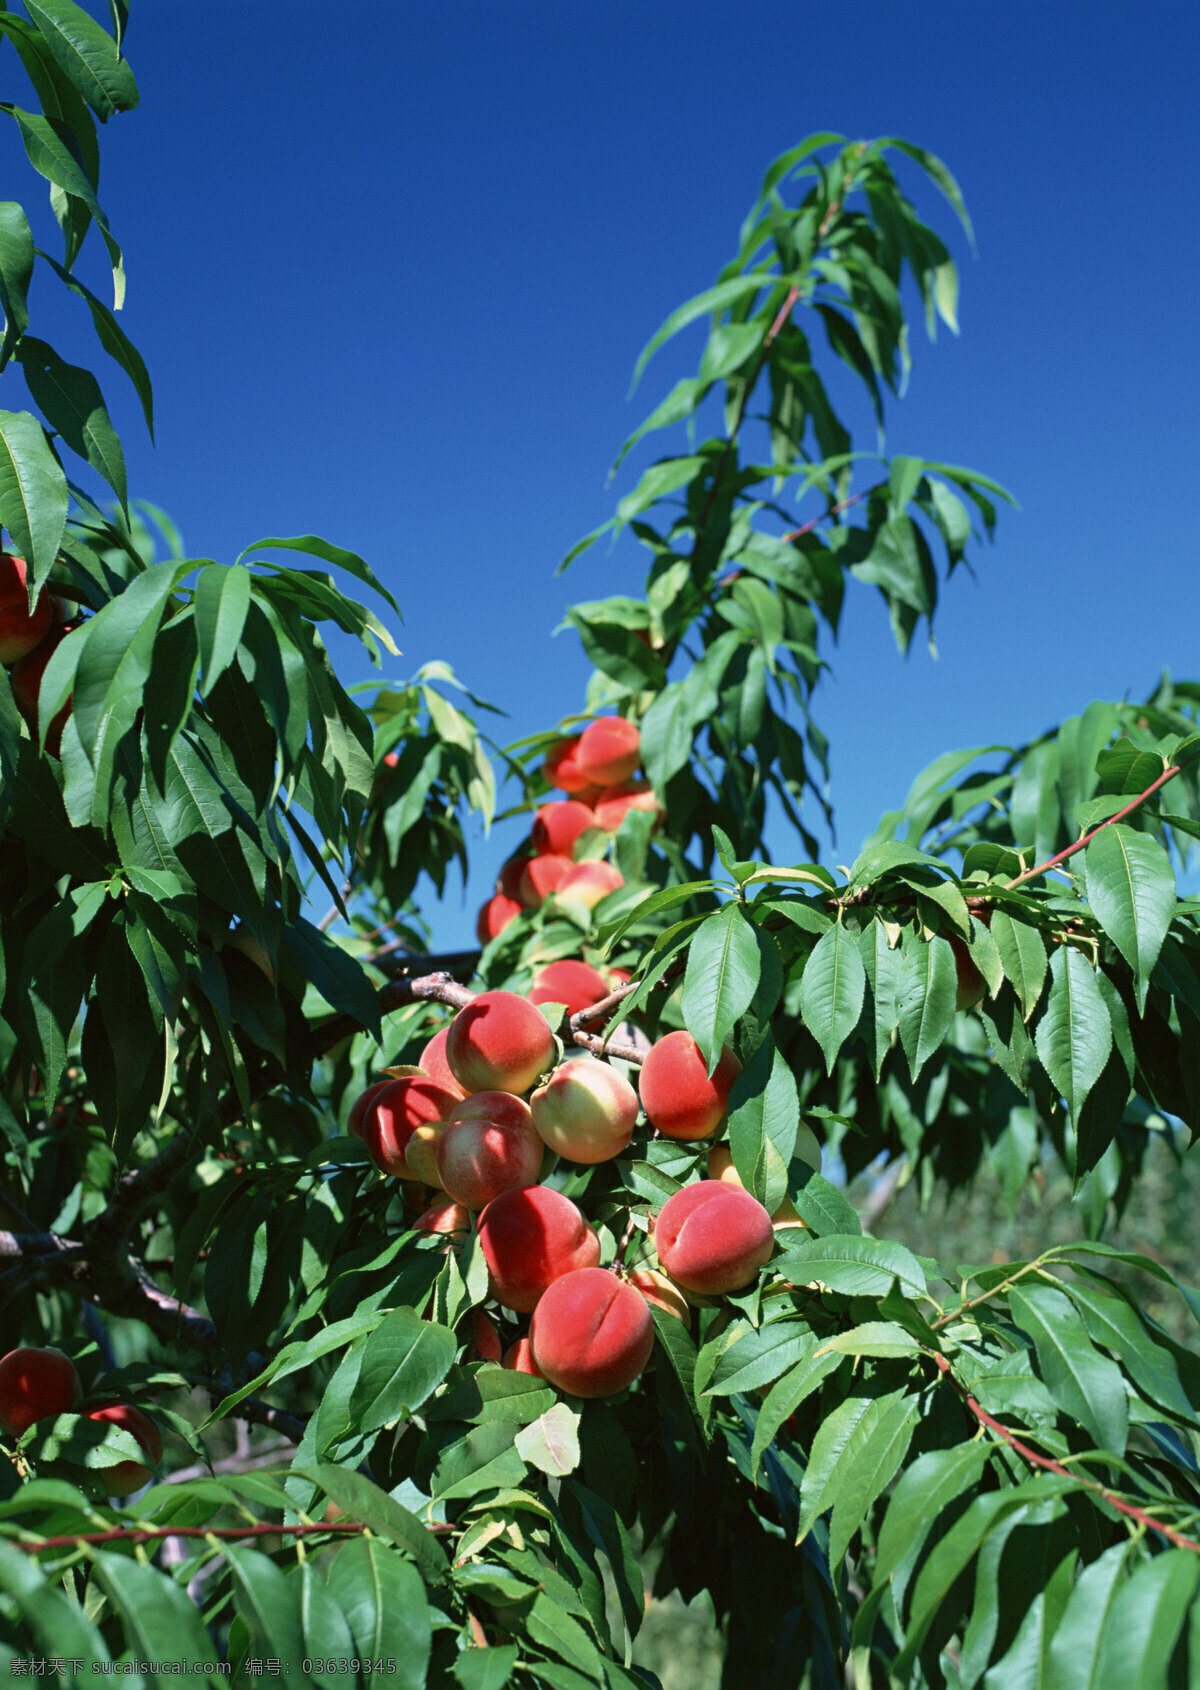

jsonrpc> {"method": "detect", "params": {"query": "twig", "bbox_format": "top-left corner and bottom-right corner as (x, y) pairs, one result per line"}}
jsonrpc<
(1006, 764), (1183, 890)
(12, 1519), (450, 1553)
(930, 1353), (1200, 1553)
(781, 488), (868, 543)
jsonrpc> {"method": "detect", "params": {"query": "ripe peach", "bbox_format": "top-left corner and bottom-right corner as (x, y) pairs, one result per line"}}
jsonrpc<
(627, 1267), (690, 1324)
(654, 1181), (774, 1295)
(527, 959), (611, 1017)
(593, 782), (662, 833)
(347, 1078), (393, 1140)
(543, 735), (591, 794)
(639, 1031), (741, 1141)
(360, 1076), (463, 1177)
(464, 1308), (502, 1364)
(403, 1118), (453, 1187)
(446, 991), (556, 1096)
(418, 1026), (467, 1100)
(531, 801), (596, 858)
(497, 857), (529, 900)
(477, 1184), (600, 1312)
(530, 1056), (638, 1164)
(705, 1143), (816, 1228)
(477, 892), (522, 944)
(529, 1268), (654, 1398)
(413, 1196), (470, 1235)
(557, 860), (624, 909)
(575, 719), (641, 787)
(0, 1346), (82, 1437)
(449, 1090), (535, 1134)
(435, 1115), (543, 1209)
(518, 854), (574, 908)
(503, 1336), (544, 1377)
(84, 1402), (163, 1496)
(10, 623), (73, 754)
(0, 555), (51, 666)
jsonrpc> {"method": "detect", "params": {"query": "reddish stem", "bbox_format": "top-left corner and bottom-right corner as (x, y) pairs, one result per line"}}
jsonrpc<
(930, 1353), (1200, 1553)
(14, 1519), (454, 1553)
(1006, 763), (1182, 889)
(781, 489), (868, 543)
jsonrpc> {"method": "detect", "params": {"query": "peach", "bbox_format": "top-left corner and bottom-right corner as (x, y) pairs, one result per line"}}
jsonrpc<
(435, 1115), (543, 1209)
(497, 857), (530, 900)
(503, 1336), (544, 1377)
(654, 1181), (774, 1295)
(529, 1268), (654, 1398)
(413, 1196), (470, 1235)
(557, 860), (624, 909)
(360, 1076), (463, 1177)
(527, 960), (611, 1017)
(705, 1143), (815, 1229)
(593, 782), (662, 833)
(627, 1267), (690, 1325)
(10, 623), (73, 754)
(477, 1184), (600, 1312)
(450, 1090), (535, 1134)
(446, 991), (556, 1095)
(0, 554), (51, 666)
(464, 1308), (502, 1364)
(403, 1118), (453, 1187)
(418, 1026), (467, 1099)
(531, 801), (596, 858)
(518, 854), (574, 909)
(0, 1346), (82, 1437)
(477, 893), (522, 944)
(84, 1402), (163, 1496)
(347, 1078), (393, 1140)
(639, 1031), (741, 1140)
(530, 1056), (638, 1164)
(543, 735), (591, 794)
(575, 718), (641, 787)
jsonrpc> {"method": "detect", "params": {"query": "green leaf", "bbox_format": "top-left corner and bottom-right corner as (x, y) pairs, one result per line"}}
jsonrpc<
(789, 1164), (861, 1237)
(639, 678), (697, 790)
(347, 1306), (457, 1432)
(91, 1551), (219, 1666)
(283, 917), (382, 1039)
(1083, 823), (1176, 1011)
(306, 1466), (447, 1584)
(726, 1034), (798, 1213)
(871, 1442), (991, 1589)
(859, 916), (904, 1079)
(237, 532), (401, 620)
(70, 562), (182, 752)
(705, 1319), (812, 1397)
(300, 1563), (359, 1690)
(194, 562), (252, 696)
(326, 1536), (431, 1690)
(630, 273), (771, 392)
(515, 1401), (582, 1476)
(775, 1233), (927, 1299)
(36, 248), (153, 436)
(0, 408), (67, 585)
(798, 922), (866, 1074)
(0, 1538), (110, 1665)
(1065, 1277), (1198, 1424)
(825, 1391), (918, 1567)
(22, 0), (138, 119)
(454, 1647), (520, 1690)
(698, 319), (766, 385)
(815, 1322), (922, 1360)
(222, 1544), (309, 1679)
(1033, 946), (1113, 1120)
(0, 202), (33, 368)
(615, 455), (706, 529)
(1009, 1282), (1128, 1453)
(1088, 1549), (1198, 1690)
(896, 930), (956, 1080)
(17, 335), (126, 506)
(680, 902), (761, 1073)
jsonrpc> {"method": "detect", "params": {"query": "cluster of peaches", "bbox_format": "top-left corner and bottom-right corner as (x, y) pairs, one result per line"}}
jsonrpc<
(349, 988), (816, 1400)
(0, 1346), (163, 1495)
(476, 717), (660, 944)
(0, 553), (74, 755)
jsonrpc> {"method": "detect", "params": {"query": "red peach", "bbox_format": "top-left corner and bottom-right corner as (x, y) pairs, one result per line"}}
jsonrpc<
(403, 1118), (453, 1187)
(360, 1076), (463, 1177)
(627, 1267), (690, 1325)
(639, 1031), (741, 1141)
(527, 959), (611, 1017)
(530, 1056), (639, 1164)
(446, 991), (557, 1096)
(557, 860), (624, 909)
(477, 893), (523, 944)
(413, 1196), (470, 1235)
(477, 1184), (600, 1312)
(705, 1142), (815, 1228)
(543, 735), (592, 794)
(575, 718), (641, 787)
(449, 1091), (535, 1134)
(84, 1402), (164, 1496)
(503, 1336), (544, 1377)
(593, 782), (662, 833)
(531, 801), (597, 858)
(10, 623), (73, 753)
(529, 1268), (654, 1398)
(518, 854), (574, 908)
(0, 1346), (82, 1437)
(464, 1308), (502, 1364)
(497, 857), (529, 900)
(654, 1181), (774, 1295)
(347, 1078), (393, 1140)
(418, 1026), (468, 1099)
(435, 1115), (543, 1209)
(0, 554), (51, 666)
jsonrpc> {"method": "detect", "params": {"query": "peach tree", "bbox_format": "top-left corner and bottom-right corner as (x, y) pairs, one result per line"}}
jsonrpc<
(1, 7), (1199, 1687)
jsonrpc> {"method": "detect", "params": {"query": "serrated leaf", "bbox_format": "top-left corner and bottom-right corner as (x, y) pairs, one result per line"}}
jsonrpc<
(726, 1034), (798, 1213)
(859, 915), (905, 1079)
(704, 1319), (812, 1397)
(798, 922), (865, 1074)
(776, 1233), (927, 1299)
(91, 1551), (219, 1666)
(749, 1344), (843, 1481)
(23, 0), (138, 119)
(1033, 946), (1112, 1120)
(348, 1306), (457, 1432)
(896, 930), (956, 1079)
(679, 901), (761, 1072)
(515, 1402), (582, 1476)
(0, 202), (33, 368)
(17, 334), (126, 507)
(990, 908), (1047, 1021)
(1083, 823), (1176, 1011)
(326, 1536), (431, 1690)
(1009, 1282), (1127, 1453)
(825, 1392), (918, 1567)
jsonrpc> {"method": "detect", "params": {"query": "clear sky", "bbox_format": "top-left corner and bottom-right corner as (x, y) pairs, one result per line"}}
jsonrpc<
(10, 1), (1200, 948)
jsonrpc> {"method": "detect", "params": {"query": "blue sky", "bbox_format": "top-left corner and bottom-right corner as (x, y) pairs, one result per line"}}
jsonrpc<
(12, 2), (1200, 947)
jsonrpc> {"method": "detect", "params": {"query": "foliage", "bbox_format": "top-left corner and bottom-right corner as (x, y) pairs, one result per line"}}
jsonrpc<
(0, 9), (1197, 1689)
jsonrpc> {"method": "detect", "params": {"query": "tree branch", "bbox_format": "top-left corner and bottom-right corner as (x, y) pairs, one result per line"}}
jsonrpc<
(1005, 763), (1183, 890)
